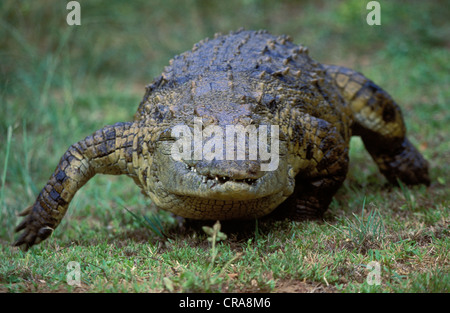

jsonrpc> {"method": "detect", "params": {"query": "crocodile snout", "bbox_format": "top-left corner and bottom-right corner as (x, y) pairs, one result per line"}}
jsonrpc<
(183, 159), (265, 184)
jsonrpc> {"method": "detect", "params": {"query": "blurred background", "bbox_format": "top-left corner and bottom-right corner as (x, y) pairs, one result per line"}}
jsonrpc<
(0, 0), (448, 238)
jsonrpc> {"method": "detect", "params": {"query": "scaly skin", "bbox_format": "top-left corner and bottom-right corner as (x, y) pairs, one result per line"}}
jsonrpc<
(14, 122), (145, 248)
(14, 29), (430, 250)
(324, 64), (430, 185)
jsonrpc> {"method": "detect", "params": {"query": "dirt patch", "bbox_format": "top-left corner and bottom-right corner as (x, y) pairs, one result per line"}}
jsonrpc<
(274, 279), (336, 293)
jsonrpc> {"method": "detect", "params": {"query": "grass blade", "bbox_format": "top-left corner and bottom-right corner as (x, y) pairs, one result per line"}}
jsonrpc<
(1, 126), (12, 208)
(122, 205), (167, 239)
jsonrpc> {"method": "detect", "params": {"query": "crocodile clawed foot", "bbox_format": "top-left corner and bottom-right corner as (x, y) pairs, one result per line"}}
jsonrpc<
(13, 204), (54, 251)
(293, 198), (325, 221)
(380, 138), (431, 187)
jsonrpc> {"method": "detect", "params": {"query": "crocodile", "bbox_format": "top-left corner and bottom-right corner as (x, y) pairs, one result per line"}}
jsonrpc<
(14, 29), (430, 250)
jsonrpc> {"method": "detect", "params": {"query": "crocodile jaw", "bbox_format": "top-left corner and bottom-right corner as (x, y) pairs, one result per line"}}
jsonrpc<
(145, 141), (295, 220)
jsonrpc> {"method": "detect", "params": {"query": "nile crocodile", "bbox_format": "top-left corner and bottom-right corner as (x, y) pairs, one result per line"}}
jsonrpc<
(14, 29), (430, 250)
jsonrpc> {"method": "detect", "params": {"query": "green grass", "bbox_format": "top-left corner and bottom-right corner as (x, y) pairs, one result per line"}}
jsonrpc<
(0, 0), (448, 292)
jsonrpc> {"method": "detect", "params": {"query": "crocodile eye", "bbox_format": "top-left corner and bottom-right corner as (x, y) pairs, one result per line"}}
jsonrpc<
(159, 128), (176, 141)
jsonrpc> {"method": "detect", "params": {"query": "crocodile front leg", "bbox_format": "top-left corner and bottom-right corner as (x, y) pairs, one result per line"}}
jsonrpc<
(14, 121), (139, 250)
(292, 126), (349, 219)
(275, 111), (349, 220)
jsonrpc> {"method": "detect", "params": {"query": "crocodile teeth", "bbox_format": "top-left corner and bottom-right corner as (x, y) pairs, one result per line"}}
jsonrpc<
(184, 166), (256, 185)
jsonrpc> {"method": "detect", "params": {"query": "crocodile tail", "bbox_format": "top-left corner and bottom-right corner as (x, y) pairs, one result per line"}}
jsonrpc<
(323, 64), (430, 186)
(14, 121), (137, 250)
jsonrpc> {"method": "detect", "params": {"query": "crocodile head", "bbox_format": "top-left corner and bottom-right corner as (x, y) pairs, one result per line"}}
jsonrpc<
(140, 74), (296, 220)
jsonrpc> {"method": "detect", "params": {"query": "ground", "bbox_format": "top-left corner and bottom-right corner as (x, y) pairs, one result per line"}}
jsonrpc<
(0, 0), (448, 292)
